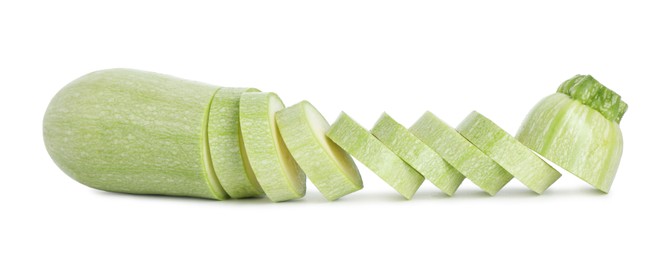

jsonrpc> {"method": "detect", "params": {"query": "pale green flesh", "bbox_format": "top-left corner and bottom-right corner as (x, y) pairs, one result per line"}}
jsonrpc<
(371, 113), (465, 196)
(409, 112), (512, 196)
(457, 111), (561, 194)
(327, 112), (424, 199)
(208, 87), (264, 198)
(239, 92), (306, 202)
(276, 101), (363, 201)
(43, 68), (228, 200)
(516, 93), (623, 192)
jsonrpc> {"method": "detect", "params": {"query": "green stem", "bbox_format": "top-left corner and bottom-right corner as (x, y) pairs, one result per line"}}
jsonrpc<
(557, 75), (628, 123)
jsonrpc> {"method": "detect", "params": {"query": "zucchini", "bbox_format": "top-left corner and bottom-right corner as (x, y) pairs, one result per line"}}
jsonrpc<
(516, 75), (626, 192)
(43, 69), (228, 199)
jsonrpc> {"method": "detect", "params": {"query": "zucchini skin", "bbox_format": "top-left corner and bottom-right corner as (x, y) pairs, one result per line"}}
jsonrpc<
(43, 69), (227, 199)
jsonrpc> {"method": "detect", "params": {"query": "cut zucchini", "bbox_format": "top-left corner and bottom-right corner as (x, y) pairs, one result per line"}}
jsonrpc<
(239, 92), (306, 202)
(44, 70), (629, 200)
(457, 111), (561, 194)
(516, 75), (625, 192)
(43, 69), (228, 200)
(326, 112), (424, 199)
(371, 113), (465, 196)
(276, 101), (363, 201)
(409, 112), (512, 195)
(208, 87), (264, 198)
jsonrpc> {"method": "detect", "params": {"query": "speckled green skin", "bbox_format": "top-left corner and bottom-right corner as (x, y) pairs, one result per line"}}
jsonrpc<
(208, 88), (264, 198)
(327, 112), (424, 199)
(410, 112), (512, 196)
(458, 111), (561, 194)
(371, 113), (464, 196)
(276, 101), (363, 201)
(557, 75), (627, 123)
(43, 68), (227, 200)
(516, 93), (624, 193)
(240, 92), (306, 202)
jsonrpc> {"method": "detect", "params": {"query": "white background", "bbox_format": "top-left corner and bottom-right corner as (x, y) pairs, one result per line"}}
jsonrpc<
(1, 1), (664, 259)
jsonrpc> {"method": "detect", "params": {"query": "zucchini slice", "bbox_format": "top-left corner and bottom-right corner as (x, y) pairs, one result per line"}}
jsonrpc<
(327, 112), (424, 199)
(239, 92), (306, 202)
(276, 101), (363, 201)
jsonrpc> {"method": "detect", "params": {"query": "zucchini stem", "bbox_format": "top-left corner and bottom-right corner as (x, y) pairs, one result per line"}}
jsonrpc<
(557, 75), (628, 123)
